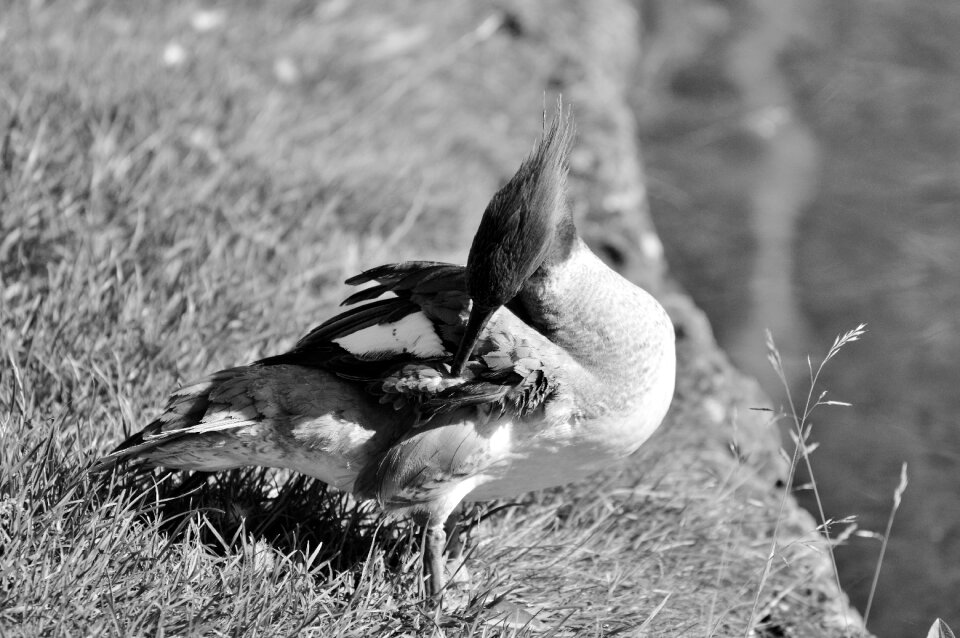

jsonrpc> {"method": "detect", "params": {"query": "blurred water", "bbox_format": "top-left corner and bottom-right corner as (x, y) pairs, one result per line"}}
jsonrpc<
(636, 0), (960, 635)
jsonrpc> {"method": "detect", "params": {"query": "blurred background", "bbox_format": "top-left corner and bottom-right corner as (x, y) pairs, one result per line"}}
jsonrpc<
(635, 0), (960, 635)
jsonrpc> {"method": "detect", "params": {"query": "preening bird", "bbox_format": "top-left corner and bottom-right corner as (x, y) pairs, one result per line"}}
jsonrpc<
(93, 107), (676, 599)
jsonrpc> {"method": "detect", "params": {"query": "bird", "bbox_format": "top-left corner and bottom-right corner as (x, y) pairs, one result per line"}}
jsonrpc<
(92, 107), (676, 600)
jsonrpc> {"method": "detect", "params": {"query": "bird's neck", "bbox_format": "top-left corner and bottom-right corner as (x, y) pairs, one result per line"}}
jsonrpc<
(538, 209), (578, 269)
(516, 238), (673, 390)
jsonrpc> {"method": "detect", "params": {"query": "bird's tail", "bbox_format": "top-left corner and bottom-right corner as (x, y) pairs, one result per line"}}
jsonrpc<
(88, 367), (246, 473)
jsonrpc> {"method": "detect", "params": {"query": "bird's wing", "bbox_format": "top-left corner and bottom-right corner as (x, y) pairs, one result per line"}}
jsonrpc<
(257, 262), (466, 370)
(259, 261), (556, 420)
(92, 262), (558, 473)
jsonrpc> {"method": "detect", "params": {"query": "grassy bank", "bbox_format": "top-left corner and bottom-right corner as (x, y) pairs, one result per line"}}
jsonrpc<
(2, 2), (861, 635)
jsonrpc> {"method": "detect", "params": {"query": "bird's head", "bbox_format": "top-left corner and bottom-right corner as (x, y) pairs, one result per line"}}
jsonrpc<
(450, 107), (576, 376)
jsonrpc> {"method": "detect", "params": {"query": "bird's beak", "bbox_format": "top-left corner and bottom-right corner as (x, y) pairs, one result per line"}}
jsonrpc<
(450, 305), (497, 376)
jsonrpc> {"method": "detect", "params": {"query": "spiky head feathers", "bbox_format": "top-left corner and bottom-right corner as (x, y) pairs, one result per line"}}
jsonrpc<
(465, 108), (575, 311)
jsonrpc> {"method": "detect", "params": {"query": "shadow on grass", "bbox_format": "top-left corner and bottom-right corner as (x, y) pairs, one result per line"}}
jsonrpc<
(97, 467), (412, 582)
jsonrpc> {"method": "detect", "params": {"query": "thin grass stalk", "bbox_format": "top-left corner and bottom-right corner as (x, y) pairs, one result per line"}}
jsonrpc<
(748, 325), (865, 635)
(861, 462), (908, 636)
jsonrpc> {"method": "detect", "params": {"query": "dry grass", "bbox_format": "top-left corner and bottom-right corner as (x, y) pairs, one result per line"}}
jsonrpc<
(2, 2), (863, 636)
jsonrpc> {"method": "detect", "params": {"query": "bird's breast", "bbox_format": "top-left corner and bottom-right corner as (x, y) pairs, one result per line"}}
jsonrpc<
(463, 379), (673, 501)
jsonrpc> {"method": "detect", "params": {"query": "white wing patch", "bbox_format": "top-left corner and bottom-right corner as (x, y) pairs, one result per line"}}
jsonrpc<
(333, 311), (445, 359)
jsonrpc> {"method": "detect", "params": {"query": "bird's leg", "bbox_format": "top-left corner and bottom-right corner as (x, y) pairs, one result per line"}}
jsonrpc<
(423, 518), (447, 600)
(442, 505), (472, 586)
(443, 506), (465, 560)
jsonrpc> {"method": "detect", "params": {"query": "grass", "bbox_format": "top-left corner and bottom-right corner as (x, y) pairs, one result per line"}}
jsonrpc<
(757, 324), (947, 638)
(749, 326), (873, 636)
(862, 462), (908, 634)
(1, 1), (864, 636)
(752, 325), (868, 627)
